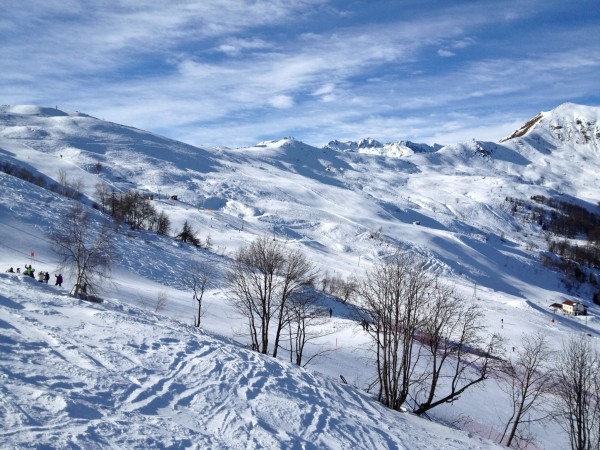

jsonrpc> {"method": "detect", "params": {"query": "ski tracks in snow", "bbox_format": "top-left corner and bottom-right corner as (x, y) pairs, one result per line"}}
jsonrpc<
(1, 274), (501, 449)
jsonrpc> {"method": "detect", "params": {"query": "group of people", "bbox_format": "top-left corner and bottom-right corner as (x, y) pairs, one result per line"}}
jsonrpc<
(37, 270), (50, 283)
(360, 319), (370, 331)
(6, 265), (63, 287)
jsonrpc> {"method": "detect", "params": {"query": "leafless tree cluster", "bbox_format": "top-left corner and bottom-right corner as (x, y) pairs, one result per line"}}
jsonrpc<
(226, 236), (323, 364)
(50, 204), (113, 299)
(0, 161), (46, 188)
(413, 283), (504, 416)
(57, 168), (83, 200)
(554, 335), (600, 450)
(284, 288), (332, 366)
(101, 189), (170, 235)
(358, 252), (504, 415)
(360, 251), (599, 448)
(497, 332), (555, 449)
(321, 271), (358, 304)
(494, 331), (600, 450)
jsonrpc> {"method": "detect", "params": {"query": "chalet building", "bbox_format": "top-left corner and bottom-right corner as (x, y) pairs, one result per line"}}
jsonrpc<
(562, 300), (586, 316)
(550, 300), (587, 316)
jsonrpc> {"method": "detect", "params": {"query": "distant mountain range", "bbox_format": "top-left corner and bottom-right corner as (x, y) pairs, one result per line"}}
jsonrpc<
(1, 101), (598, 295)
(323, 137), (443, 157)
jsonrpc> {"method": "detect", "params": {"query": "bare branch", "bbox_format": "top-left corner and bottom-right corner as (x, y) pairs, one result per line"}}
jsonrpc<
(49, 204), (113, 300)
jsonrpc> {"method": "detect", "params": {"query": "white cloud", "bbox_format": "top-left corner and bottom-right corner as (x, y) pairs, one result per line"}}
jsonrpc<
(438, 49), (456, 57)
(312, 84), (337, 103)
(313, 83), (335, 96)
(451, 37), (475, 49)
(216, 38), (272, 56)
(269, 95), (295, 109)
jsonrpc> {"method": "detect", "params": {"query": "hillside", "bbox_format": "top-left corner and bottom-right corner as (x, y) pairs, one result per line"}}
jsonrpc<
(1, 268), (502, 449)
(1, 102), (600, 449)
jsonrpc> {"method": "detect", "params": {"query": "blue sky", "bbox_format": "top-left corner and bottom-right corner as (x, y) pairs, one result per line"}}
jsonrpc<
(1, 0), (599, 147)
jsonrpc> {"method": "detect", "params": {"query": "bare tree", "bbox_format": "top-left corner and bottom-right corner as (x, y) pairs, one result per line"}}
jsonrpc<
(190, 263), (213, 328)
(412, 284), (505, 416)
(271, 245), (317, 357)
(554, 335), (600, 450)
(94, 183), (108, 212)
(338, 275), (358, 303)
(284, 288), (332, 366)
(155, 290), (168, 313)
(359, 254), (503, 414)
(50, 204), (113, 299)
(226, 236), (316, 356)
(321, 275), (358, 303)
(58, 168), (69, 196)
(324, 273), (358, 303)
(155, 211), (171, 236)
(498, 332), (555, 448)
(320, 271), (331, 293)
(358, 252), (433, 411)
(57, 168), (82, 200)
(227, 236), (283, 353)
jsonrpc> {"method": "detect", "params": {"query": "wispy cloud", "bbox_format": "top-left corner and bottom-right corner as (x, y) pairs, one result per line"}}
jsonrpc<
(1, 0), (599, 147)
(438, 49), (456, 58)
(216, 38), (273, 56)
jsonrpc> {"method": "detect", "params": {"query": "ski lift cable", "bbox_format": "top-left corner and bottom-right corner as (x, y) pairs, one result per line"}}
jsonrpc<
(0, 222), (54, 245)
(0, 241), (50, 265)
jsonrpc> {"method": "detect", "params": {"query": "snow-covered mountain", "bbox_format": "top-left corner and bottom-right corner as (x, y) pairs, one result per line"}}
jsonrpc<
(324, 137), (441, 156)
(501, 102), (600, 146)
(1, 102), (599, 449)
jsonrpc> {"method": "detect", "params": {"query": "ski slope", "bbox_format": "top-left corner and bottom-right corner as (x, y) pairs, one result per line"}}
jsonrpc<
(1, 270), (506, 449)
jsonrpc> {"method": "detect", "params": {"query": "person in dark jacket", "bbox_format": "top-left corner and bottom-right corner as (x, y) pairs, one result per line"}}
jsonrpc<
(55, 274), (63, 287)
(44, 272), (50, 283)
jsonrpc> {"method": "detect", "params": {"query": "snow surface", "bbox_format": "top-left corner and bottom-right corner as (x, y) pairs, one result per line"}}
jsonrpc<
(0, 272), (501, 449)
(1, 102), (599, 449)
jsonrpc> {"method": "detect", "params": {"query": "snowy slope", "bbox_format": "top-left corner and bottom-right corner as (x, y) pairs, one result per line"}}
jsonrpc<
(1, 103), (599, 449)
(1, 272), (501, 449)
